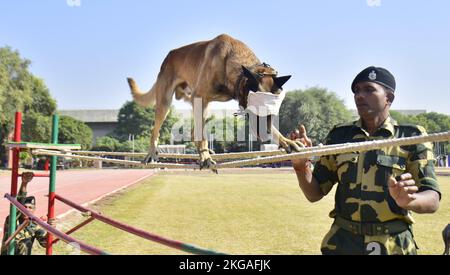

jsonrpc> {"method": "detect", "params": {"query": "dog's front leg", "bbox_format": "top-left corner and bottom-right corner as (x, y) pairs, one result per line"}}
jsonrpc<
(271, 125), (305, 153)
(193, 98), (217, 173)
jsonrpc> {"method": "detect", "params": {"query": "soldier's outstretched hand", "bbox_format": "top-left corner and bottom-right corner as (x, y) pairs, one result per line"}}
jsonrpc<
(297, 125), (313, 147)
(21, 172), (34, 184)
(291, 125), (313, 170)
(388, 173), (418, 209)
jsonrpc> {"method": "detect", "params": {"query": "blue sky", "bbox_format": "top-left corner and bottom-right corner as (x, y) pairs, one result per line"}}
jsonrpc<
(1, 0), (449, 114)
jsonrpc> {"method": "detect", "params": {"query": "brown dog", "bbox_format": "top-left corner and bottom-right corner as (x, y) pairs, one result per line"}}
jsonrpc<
(127, 34), (303, 169)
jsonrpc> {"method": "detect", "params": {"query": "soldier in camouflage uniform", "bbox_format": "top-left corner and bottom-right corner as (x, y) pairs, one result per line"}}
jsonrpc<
(291, 66), (441, 255)
(1, 172), (52, 255)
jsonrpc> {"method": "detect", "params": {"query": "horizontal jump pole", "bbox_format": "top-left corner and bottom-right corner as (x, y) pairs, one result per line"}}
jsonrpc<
(216, 131), (450, 169)
(3, 219), (30, 249)
(52, 217), (96, 245)
(55, 194), (225, 255)
(5, 142), (81, 151)
(32, 149), (198, 169)
(4, 193), (108, 255)
(19, 173), (50, 178)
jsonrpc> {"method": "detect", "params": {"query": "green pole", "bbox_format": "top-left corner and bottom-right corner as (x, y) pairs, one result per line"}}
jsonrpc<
(7, 112), (22, 255)
(46, 114), (58, 255)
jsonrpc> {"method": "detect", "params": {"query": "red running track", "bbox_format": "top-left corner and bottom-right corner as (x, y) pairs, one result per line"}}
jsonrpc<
(0, 169), (155, 238)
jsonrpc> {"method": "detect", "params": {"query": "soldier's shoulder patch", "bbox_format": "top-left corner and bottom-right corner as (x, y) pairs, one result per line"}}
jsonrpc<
(326, 122), (356, 144)
(397, 124), (431, 152)
(397, 124), (428, 137)
(333, 121), (356, 129)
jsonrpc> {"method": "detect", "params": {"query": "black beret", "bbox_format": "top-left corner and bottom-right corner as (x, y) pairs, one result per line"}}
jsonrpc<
(351, 66), (396, 93)
(23, 196), (36, 206)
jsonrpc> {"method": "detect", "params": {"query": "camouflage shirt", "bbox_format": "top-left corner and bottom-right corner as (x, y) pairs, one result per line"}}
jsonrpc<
(312, 116), (441, 224)
(1, 191), (47, 255)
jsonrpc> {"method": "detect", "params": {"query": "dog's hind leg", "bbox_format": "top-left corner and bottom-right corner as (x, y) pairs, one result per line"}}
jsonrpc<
(143, 81), (175, 164)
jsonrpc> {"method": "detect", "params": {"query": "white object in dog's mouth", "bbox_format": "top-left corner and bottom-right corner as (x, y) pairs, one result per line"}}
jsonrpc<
(246, 90), (286, 116)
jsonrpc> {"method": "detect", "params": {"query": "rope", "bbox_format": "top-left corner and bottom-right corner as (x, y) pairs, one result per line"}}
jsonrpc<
(61, 149), (289, 160)
(32, 149), (198, 170)
(215, 131), (450, 169)
(32, 131), (450, 170)
(59, 143), (350, 160)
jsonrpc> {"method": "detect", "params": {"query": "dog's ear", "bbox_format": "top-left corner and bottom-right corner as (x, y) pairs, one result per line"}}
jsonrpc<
(274, 75), (291, 89)
(242, 66), (260, 83)
(242, 66), (260, 92)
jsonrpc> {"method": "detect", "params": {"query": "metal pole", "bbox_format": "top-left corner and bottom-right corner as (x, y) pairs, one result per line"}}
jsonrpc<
(7, 112), (22, 255)
(46, 115), (58, 255)
(5, 194), (107, 255)
(132, 134), (135, 161)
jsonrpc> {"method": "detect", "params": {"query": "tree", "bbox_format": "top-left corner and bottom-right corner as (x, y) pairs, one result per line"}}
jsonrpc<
(113, 101), (179, 144)
(92, 136), (121, 152)
(390, 110), (412, 124)
(0, 47), (33, 126)
(0, 46), (58, 164)
(58, 115), (93, 150)
(391, 111), (450, 155)
(22, 111), (52, 143)
(116, 137), (150, 152)
(279, 87), (353, 144)
(22, 77), (58, 143)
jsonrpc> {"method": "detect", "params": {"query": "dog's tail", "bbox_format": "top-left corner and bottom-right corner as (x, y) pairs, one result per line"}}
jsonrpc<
(127, 77), (157, 107)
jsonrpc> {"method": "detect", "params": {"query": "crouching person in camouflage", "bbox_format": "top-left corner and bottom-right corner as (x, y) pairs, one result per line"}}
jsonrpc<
(291, 66), (441, 255)
(1, 172), (55, 255)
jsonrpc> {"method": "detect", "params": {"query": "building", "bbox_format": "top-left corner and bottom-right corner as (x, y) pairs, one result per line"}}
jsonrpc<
(59, 109), (119, 144)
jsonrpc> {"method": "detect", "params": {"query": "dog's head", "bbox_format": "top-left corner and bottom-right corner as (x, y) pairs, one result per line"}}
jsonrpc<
(239, 63), (291, 109)
(238, 63), (291, 142)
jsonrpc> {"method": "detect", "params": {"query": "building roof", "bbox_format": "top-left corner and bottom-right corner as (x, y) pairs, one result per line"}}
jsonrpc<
(59, 108), (236, 123)
(59, 110), (119, 123)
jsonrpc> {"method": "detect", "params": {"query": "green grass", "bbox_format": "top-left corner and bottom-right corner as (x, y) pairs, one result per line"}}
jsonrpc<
(49, 171), (449, 255)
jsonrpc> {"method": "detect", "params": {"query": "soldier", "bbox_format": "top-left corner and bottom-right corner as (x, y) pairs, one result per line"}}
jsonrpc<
(1, 172), (55, 255)
(291, 66), (441, 255)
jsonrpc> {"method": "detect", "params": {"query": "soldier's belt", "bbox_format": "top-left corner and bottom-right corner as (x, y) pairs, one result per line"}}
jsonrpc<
(335, 216), (410, 236)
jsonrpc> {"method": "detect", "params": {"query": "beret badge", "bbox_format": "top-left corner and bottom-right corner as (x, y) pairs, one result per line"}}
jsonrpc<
(368, 70), (377, 81)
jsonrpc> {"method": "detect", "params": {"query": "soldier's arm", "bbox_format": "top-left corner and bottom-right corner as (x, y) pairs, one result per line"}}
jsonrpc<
(291, 125), (328, 202)
(19, 172), (33, 193)
(391, 126), (441, 213)
(17, 172), (34, 203)
(405, 190), (440, 213)
(35, 228), (49, 248)
(1, 218), (9, 254)
(293, 161), (324, 202)
(389, 174), (440, 214)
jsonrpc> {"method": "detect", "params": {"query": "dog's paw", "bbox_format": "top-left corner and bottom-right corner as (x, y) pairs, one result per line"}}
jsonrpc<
(199, 158), (217, 173)
(142, 152), (159, 164)
(279, 138), (305, 154)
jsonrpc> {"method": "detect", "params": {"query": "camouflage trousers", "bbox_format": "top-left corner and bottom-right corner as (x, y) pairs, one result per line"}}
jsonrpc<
(1, 239), (33, 255)
(321, 224), (418, 255)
